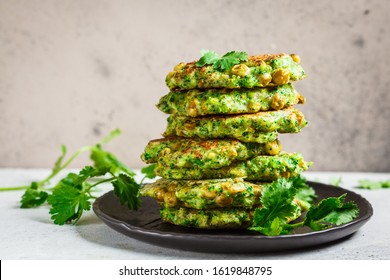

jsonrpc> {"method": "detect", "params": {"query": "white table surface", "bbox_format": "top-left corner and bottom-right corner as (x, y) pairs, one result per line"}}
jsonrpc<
(0, 169), (389, 260)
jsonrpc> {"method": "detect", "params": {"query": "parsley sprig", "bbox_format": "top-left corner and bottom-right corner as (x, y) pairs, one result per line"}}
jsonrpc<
(0, 129), (157, 225)
(196, 50), (248, 71)
(249, 177), (359, 236)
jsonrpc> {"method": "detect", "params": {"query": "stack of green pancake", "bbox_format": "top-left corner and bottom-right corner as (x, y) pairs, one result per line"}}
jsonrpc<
(141, 53), (311, 229)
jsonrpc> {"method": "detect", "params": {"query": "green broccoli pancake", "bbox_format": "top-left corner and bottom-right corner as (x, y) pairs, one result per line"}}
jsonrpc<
(157, 84), (305, 117)
(166, 53), (306, 90)
(141, 137), (282, 169)
(160, 207), (253, 228)
(163, 107), (307, 143)
(155, 152), (312, 180)
(160, 204), (302, 229)
(141, 178), (263, 209)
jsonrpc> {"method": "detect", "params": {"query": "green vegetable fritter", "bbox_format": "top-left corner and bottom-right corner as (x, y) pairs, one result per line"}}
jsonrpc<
(166, 53), (306, 90)
(160, 204), (302, 229)
(157, 84), (304, 117)
(141, 137), (282, 169)
(160, 207), (254, 228)
(141, 178), (263, 209)
(163, 107), (307, 143)
(155, 152), (312, 180)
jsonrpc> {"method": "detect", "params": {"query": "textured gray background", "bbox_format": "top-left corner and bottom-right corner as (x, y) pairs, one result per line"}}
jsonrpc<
(0, 0), (389, 171)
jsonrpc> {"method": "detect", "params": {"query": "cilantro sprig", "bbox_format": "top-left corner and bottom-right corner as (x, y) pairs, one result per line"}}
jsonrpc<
(249, 177), (359, 236)
(329, 177), (343, 187)
(0, 129), (157, 225)
(249, 178), (300, 236)
(196, 50), (248, 71)
(302, 194), (359, 231)
(356, 179), (390, 190)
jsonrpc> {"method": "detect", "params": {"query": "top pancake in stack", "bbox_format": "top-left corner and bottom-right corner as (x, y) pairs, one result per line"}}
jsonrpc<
(166, 53), (305, 90)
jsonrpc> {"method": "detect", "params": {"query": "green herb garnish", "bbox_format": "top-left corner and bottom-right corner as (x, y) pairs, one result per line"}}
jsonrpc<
(249, 178), (300, 236)
(0, 129), (156, 225)
(292, 176), (317, 210)
(303, 194), (359, 231)
(356, 179), (390, 190)
(196, 50), (248, 71)
(249, 177), (359, 236)
(329, 177), (343, 187)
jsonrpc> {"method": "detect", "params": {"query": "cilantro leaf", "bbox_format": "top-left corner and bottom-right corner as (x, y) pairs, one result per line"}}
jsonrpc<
(291, 176), (317, 210)
(91, 145), (135, 177)
(261, 178), (297, 209)
(141, 164), (157, 180)
(47, 166), (108, 225)
(195, 50), (248, 71)
(295, 184), (316, 203)
(290, 175), (311, 189)
(54, 166), (106, 191)
(249, 178), (299, 236)
(79, 165), (108, 179)
(213, 51), (248, 71)
(329, 177), (343, 187)
(356, 179), (390, 190)
(112, 174), (141, 210)
(196, 50), (220, 67)
(48, 184), (91, 225)
(20, 182), (49, 208)
(255, 215), (287, 236)
(304, 194), (359, 231)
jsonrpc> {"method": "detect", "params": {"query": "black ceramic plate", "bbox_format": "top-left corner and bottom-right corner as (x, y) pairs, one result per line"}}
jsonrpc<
(93, 182), (373, 253)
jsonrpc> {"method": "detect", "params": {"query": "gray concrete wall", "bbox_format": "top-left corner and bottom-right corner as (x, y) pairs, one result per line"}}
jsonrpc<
(0, 0), (389, 171)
